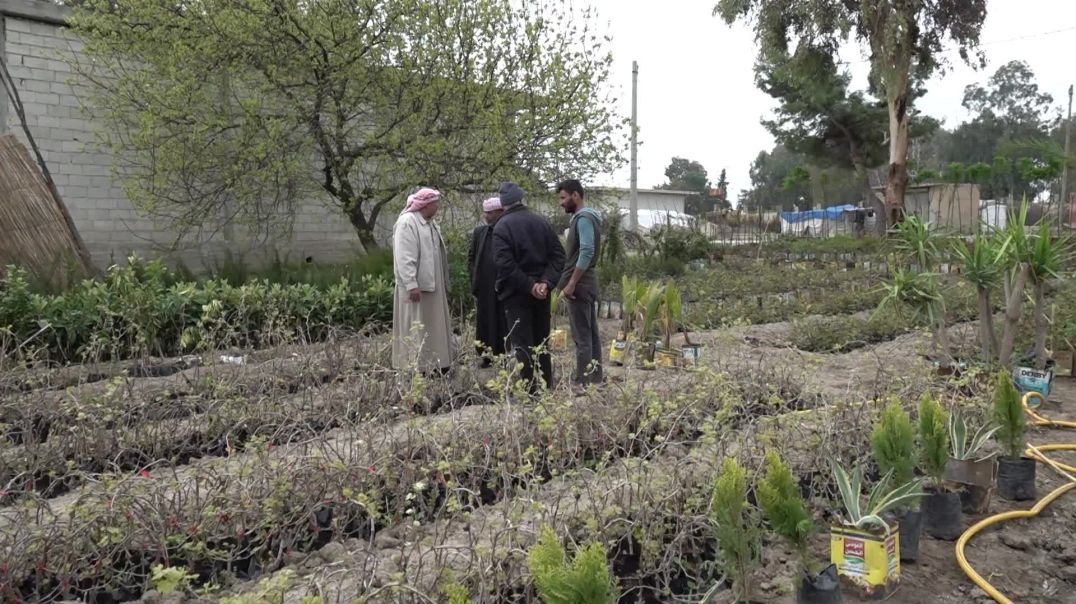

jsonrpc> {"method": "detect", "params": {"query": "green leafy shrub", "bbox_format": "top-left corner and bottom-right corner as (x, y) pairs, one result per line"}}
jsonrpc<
(871, 401), (917, 486)
(917, 393), (949, 488)
(1, 257), (394, 363)
(992, 369), (1027, 459)
(710, 457), (761, 602)
(527, 526), (619, 604)
(757, 451), (817, 574)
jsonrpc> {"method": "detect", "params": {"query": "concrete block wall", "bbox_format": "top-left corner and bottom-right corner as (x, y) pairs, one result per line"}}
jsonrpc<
(0, 3), (367, 272)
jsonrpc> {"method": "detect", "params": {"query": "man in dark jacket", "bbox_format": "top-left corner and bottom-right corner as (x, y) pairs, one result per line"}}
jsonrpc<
(468, 197), (508, 367)
(492, 182), (566, 392)
(555, 179), (603, 388)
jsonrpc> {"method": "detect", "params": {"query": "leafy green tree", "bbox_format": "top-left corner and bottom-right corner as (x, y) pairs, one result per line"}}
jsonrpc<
(662, 157), (714, 215)
(70, 0), (624, 250)
(662, 157), (710, 195)
(716, 0), (987, 228)
(917, 61), (1058, 199)
(715, 168), (730, 210)
(756, 45), (938, 231)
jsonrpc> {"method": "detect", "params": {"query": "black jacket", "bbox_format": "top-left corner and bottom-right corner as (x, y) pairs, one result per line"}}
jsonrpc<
(492, 205), (566, 301)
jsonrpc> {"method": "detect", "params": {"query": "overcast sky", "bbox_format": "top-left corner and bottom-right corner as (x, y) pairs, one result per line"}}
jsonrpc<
(585, 0), (1076, 202)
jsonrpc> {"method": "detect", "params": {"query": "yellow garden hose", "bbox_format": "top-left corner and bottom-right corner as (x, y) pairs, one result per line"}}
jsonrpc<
(956, 391), (1076, 604)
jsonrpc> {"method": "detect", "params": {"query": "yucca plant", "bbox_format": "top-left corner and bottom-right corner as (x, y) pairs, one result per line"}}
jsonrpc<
(918, 393), (949, 489)
(992, 369), (1026, 460)
(953, 234), (1002, 361)
(871, 402), (917, 486)
(657, 280), (683, 351)
(877, 269), (951, 363)
(1027, 220), (1070, 368)
(996, 199), (1033, 368)
(550, 289), (563, 332)
(893, 215), (940, 271)
(620, 276), (639, 336)
(527, 526), (619, 604)
(757, 451), (817, 575)
(831, 463), (925, 535)
(948, 409), (1000, 462)
(710, 457), (762, 603)
(636, 281), (665, 342)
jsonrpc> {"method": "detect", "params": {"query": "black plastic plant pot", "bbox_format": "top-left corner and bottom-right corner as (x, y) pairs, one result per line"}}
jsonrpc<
(922, 489), (963, 541)
(945, 457), (996, 514)
(895, 508), (922, 562)
(997, 457), (1037, 501)
(797, 564), (843, 604)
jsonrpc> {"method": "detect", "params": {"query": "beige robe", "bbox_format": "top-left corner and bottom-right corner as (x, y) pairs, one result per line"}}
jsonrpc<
(391, 211), (454, 371)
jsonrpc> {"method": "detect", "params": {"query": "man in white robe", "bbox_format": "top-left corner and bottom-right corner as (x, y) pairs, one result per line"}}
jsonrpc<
(391, 187), (454, 373)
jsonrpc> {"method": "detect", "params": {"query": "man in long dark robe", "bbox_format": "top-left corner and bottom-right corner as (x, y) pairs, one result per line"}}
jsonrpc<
(468, 197), (507, 367)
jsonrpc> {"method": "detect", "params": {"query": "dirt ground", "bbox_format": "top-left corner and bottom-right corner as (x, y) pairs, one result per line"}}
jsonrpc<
(544, 318), (1076, 604)
(7, 316), (1075, 603)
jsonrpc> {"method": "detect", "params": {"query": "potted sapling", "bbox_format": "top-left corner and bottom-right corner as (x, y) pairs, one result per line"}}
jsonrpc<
(918, 393), (962, 540)
(757, 451), (841, 603)
(655, 281), (683, 368)
(609, 276), (639, 365)
(943, 409), (999, 514)
(635, 281), (665, 368)
(549, 290), (568, 352)
(993, 369), (1036, 500)
(830, 462), (923, 599)
(707, 457), (763, 604)
(870, 401), (922, 561)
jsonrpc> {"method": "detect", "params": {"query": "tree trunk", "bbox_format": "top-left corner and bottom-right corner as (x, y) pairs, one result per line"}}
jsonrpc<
(883, 93), (912, 231)
(999, 264), (1031, 368)
(347, 202), (380, 252)
(932, 303), (953, 366)
(977, 288), (997, 362)
(1034, 280), (1049, 369)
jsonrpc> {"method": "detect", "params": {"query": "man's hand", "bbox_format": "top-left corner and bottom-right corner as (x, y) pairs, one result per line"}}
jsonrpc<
(408, 288), (421, 302)
(531, 282), (548, 300)
(561, 282), (577, 300)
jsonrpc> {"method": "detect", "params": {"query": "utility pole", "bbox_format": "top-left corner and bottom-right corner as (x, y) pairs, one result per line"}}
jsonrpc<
(1062, 84), (1073, 226)
(629, 60), (639, 232)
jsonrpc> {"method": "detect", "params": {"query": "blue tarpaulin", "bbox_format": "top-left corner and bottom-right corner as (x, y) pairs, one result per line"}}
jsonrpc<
(780, 204), (858, 223)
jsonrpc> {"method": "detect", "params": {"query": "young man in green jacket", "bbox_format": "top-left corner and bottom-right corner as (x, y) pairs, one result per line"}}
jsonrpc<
(555, 179), (603, 388)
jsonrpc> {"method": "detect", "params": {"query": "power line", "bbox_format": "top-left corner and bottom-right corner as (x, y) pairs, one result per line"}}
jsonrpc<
(837, 24), (1076, 65)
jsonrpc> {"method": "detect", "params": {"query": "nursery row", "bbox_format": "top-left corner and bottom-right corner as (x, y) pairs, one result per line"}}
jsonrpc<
(0, 365), (823, 603)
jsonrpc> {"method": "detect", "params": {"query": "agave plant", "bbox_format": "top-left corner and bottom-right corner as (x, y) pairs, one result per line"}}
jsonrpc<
(831, 463), (924, 535)
(948, 409), (1000, 462)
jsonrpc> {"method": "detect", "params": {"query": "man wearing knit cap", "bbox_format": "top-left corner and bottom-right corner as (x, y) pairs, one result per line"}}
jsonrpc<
(492, 182), (566, 393)
(468, 197), (508, 367)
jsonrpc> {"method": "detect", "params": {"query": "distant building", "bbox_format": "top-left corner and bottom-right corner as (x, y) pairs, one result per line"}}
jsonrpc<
(589, 187), (701, 233)
(872, 183), (981, 234)
(591, 187), (693, 215)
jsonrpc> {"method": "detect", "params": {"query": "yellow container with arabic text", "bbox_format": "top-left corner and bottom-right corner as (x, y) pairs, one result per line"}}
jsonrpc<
(830, 524), (900, 599)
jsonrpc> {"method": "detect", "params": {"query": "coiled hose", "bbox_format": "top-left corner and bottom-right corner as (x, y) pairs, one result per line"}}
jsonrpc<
(955, 391), (1076, 603)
